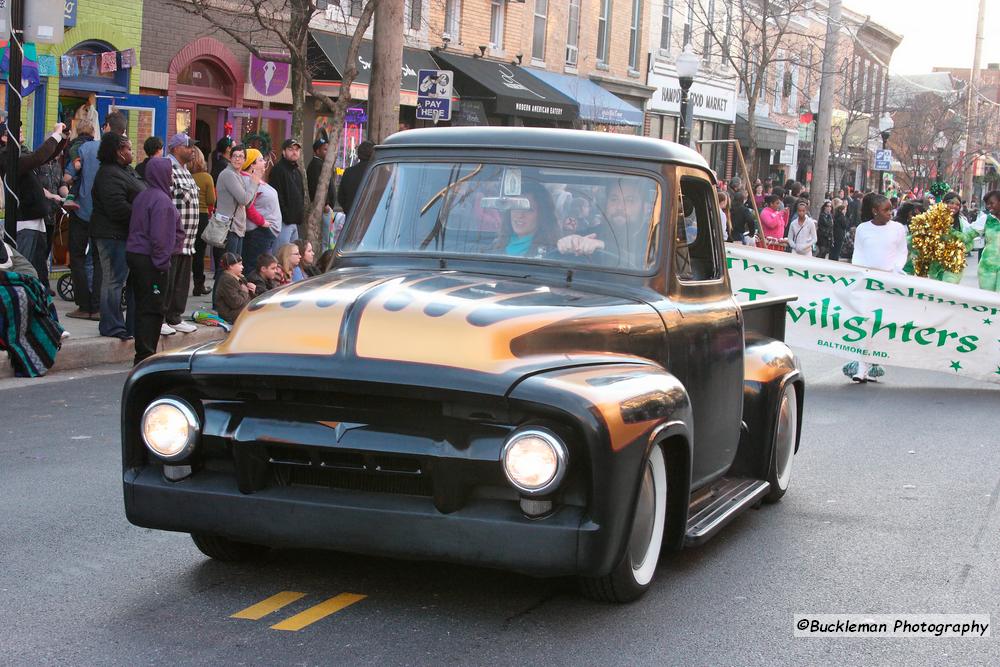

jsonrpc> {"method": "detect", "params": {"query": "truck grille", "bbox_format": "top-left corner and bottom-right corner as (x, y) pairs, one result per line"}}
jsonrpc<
(267, 445), (433, 497)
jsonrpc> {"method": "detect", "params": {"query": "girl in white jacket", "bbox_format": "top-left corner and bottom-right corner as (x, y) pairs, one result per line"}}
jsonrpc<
(786, 200), (817, 255)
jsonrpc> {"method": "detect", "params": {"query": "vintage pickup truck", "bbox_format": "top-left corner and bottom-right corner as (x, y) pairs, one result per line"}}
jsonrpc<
(122, 128), (803, 602)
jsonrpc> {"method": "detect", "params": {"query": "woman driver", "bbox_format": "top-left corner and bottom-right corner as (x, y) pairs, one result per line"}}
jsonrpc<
(495, 181), (561, 258)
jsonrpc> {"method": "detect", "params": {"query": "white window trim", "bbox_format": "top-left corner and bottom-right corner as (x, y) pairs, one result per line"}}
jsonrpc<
(443, 0), (461, 41)
(660, 0), (673, 53)
(489, 0), (505, 50)
(532, 0), (548, 63)
(628, 0), (642, 71)
(597, 0), (612, 65)
(566, 0), (581, 67)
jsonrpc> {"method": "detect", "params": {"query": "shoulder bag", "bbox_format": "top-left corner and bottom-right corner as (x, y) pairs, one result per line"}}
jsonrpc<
(202, 192), (237, 249)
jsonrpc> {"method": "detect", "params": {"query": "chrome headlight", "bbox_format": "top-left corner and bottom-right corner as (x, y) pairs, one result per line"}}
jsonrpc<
(501, 428), (568, 496)
(141, 397), (199, 461)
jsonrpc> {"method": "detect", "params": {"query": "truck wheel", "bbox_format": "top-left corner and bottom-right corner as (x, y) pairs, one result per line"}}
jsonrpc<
(579, 444), (667, 603)
(764, 384), (797, 503)
(190, 533), (268, 562)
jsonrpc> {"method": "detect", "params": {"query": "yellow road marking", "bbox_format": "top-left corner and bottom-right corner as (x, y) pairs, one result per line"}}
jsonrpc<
(231, 591), (307, 620)
(270, 593), (367, 631)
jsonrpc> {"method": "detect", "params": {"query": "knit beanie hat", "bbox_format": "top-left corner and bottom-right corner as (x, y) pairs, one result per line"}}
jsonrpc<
(242, 148), (262, 171)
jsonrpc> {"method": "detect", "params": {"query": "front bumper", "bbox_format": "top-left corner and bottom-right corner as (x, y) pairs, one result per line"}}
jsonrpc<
(125, 467), (592, 576)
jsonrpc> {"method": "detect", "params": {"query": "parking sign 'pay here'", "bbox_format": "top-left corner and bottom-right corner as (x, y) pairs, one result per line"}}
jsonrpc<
(417, 69), (454, 122)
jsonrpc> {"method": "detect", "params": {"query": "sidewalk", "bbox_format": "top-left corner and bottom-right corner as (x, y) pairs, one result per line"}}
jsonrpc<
(0, 274), (228, 380)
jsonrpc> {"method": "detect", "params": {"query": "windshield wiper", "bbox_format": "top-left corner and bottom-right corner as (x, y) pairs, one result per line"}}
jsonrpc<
(418, 164), (484, 251)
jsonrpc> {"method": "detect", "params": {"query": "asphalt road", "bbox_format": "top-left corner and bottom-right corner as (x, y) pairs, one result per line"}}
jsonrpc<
(1, 350), (998, 666)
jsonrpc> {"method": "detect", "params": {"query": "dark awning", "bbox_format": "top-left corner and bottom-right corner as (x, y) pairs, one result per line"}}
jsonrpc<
(309, 31), (440, 105)
(735, 113), (787, 151)
(431, 52), (578, 122)
(522, 68), (643, 126)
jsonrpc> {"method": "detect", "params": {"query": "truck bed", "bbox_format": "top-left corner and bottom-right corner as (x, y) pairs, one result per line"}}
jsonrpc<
(739, 295), (796, 343)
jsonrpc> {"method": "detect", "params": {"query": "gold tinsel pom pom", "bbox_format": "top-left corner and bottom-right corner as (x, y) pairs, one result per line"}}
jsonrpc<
(909, 203), (966, 276)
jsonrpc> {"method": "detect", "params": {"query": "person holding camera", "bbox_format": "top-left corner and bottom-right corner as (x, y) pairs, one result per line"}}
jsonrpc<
(0, 122), (69, 285)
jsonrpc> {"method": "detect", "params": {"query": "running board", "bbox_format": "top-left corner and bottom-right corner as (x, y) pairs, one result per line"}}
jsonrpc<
(684, 478), (770, 546)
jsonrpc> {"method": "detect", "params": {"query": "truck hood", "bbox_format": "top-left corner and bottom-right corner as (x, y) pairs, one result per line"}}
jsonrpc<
(197, 268), (665, 394)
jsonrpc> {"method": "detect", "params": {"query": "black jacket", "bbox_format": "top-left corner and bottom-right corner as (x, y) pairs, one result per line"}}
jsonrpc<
(729, 193), (757, 239)
(833, 211), (848, 242)
(136, 157), (152, 180)
(307, 156), (336, 209)
(0, 135), (63, 220)
(210, 155), (229, 185)
(847, 197), (861, 226)
(817, 212), (834, 246)
(269, 158), (305, 227)
(90, 163), (146, 240)
(246, 269), (278, 296)
(337, 159), (371, 215)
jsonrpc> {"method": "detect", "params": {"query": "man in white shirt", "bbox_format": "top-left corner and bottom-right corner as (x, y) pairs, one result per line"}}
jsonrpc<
(844, 195), (906, 383)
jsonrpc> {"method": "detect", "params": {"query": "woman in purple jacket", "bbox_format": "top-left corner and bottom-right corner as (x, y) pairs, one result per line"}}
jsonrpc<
(126, 158), (183, 365)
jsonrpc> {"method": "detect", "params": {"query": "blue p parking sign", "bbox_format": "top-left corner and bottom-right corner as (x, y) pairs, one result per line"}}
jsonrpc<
(417, 69), (453, 123)
(874, 149), (893, 171)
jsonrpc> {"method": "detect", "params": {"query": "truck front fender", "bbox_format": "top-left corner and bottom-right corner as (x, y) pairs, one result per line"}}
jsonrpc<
(508, 363), (692, 575)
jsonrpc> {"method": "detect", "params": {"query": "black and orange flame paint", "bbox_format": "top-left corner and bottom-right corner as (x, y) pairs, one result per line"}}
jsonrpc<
(217, 269), (667, 378)
(513, 365), (690, 452)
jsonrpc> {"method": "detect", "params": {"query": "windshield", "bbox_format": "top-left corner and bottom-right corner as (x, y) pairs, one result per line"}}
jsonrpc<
(340, 162), (663, 271)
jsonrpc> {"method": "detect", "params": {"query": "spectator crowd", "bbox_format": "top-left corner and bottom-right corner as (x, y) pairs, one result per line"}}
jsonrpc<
(0, 116), (370, 372)
(1, 118), (996, 381)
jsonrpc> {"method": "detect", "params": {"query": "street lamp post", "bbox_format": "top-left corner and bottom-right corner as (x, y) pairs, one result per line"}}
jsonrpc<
(676, 44), (700, 148)
(933, 133), (948, 190)
(878, 113), (894, 194)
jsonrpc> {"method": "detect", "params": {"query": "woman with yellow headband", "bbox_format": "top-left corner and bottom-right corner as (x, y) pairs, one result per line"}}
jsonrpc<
(211, 144), (263, 308)
(243, 149), (284, 275)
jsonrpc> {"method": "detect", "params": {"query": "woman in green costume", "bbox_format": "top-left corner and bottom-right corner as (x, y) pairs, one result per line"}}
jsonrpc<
(980, 191), (1000, 292)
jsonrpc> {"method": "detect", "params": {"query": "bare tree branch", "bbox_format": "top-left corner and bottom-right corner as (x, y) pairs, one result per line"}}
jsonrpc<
(168, 0), (380, 244)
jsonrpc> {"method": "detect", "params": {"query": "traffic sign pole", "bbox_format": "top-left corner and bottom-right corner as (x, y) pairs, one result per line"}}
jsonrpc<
(4, 0), (24, 246)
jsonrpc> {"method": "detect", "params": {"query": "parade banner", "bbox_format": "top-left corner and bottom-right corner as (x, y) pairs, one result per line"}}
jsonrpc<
(726, 245), (1000, 384)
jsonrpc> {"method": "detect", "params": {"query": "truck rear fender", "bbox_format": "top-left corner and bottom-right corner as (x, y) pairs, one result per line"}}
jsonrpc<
(730, 332), (804, 480)
(508, 364), (693, 574)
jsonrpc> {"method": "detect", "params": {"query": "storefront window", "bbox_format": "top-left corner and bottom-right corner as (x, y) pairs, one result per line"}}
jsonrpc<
(694, 120), (711, 164)
(648, 114), (678, 143)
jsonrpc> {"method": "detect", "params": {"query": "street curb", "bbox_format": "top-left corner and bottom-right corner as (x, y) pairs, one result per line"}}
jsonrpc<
(0, 325), (227, 379)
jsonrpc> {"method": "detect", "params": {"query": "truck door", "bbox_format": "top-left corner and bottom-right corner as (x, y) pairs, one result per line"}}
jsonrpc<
(659, 170), (744, 487)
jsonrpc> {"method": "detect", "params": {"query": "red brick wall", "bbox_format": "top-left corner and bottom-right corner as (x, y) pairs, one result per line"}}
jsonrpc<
(141, 2), (255, 78)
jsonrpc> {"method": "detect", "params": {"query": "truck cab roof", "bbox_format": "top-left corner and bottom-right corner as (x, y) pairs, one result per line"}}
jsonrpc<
(382, 127), (714, 177)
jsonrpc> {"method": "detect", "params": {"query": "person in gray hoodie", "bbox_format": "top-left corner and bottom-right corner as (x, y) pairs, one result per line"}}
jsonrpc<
(126, 158), (183, 365)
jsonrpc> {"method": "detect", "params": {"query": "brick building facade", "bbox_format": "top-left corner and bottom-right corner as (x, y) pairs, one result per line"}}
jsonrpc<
(140, 1), (294, 158)
(424, 0), (653, 131)
(646, 0), (739, 180)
